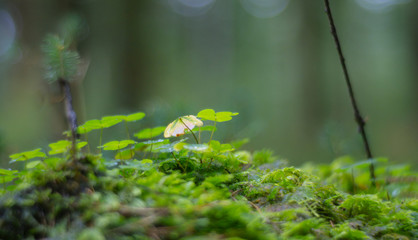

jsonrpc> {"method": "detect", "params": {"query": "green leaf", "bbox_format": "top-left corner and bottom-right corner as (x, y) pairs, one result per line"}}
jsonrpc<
(78, 119), (102, 134)
(153, 139), (187, 153)
(210, 141), (234, 153)
(101, 116), (123, 128)
(26, 160), (42, 169)
(153, 143), (174, 153)
(141, 139), (168, 145)
(214, 111), (239, 122)
(174, 142), (187, 151)
(134, 126), (165, 139)
(49, 140), (87, 155)
(44, 157), (65, 168)
(0, 175), (17, 184)
(115, 149), (135, 160)
(49, 140), (71, 155)
(77, 141), (88, 149)
(78, 116), (122, 134)
(197, 109), (216, 121)
(184, 144), (209, 152)
(9, 148), (46, 163)
(119, 159), (154, 172)
(132, 139), (169, 152)
(141, 159), (153, 164)
(197, 109), (239, 122)
(164, 115), (203, 138)
(125, 112), (145, 122)
(188, 125), (217, 133)
(103, 115), (125, 121)
(0, 168), (18, 175)
(99, 140), (135, 151)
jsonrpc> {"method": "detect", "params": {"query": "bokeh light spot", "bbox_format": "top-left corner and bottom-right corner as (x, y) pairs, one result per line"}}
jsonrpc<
(240, 0), (289, 19)
(355, 0), (411, 12)
(0, 10), (16, 57)
(168, 0), (216, 17)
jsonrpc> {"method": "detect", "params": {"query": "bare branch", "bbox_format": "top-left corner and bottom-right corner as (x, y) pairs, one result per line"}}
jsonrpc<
(323, 0), (376, 186)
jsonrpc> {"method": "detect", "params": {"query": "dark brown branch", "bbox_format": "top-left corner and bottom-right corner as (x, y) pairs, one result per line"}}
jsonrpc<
(59, 78), (79, 158)
(323, 0), (376, 186)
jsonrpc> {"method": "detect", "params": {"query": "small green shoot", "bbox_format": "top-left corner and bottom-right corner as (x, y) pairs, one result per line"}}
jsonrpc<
(111, 112), (146, 139)
(197, 109), (238, 144)
(42, 35), (80, 83)
(78, 116), (123, 153)
(134, 127), (166, 158)
(164, 115), (203, 143)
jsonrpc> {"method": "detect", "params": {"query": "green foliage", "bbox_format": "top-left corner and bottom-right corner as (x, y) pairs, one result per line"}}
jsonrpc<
(197, 109), (239, 122)
(134, 126), (165, 139)
(120, 112), (146, 122)
(210, 140), (234, 153)
(42, 34), (80, 82)
(164, 115), (203, 138)
(0, 110), (417, 240)
(78, 117), (122, 134)
(9, 148), (46, 163)
(191, 125), (217, 133)
(48, 140), (87, 155)
(99, 140), (135, 151)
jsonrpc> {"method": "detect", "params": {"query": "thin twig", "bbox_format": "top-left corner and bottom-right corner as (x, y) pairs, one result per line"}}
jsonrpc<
(323, 0), (376, 187)
(59, 78), (79, 160)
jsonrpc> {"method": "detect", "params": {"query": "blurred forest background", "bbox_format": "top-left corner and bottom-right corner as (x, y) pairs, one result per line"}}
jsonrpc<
(0, 0), (417, 168)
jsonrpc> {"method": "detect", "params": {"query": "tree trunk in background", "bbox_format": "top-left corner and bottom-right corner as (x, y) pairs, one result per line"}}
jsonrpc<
(118, 0), (152, 110)
(81, 1), (153, 117)
(410, 1), (418, 163)
(297, 1), (325, 138)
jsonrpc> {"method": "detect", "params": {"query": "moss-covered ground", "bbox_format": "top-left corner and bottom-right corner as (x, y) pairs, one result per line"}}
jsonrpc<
(0, 112), (416, 239)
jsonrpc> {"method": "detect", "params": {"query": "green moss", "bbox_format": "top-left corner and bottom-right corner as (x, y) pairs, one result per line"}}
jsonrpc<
(0, 111), (417, 239)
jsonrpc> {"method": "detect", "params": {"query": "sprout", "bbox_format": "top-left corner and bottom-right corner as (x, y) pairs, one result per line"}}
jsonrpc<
(164, 115), (203, 138)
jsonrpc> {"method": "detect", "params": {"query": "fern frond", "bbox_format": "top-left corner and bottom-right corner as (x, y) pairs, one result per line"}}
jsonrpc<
(42, 34), (80, 83)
